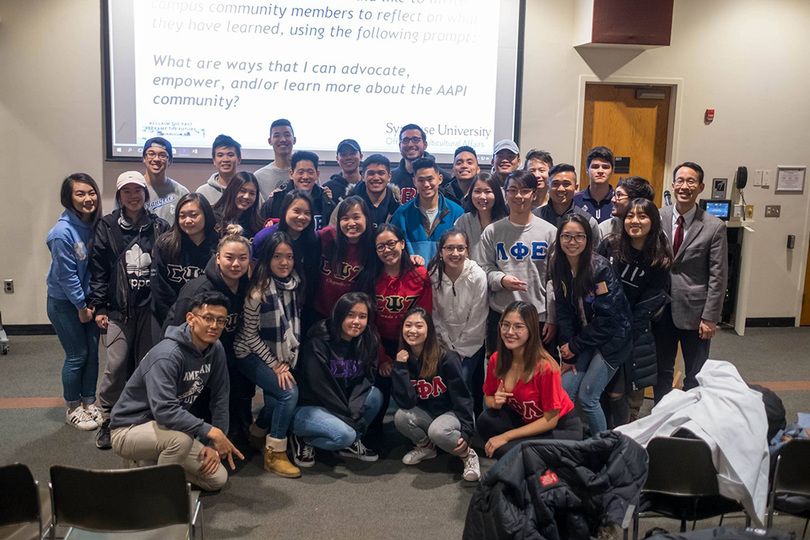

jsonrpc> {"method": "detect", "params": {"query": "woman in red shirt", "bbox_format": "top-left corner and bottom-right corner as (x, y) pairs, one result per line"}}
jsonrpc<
(314, 197), (377, 319)
(368, 223), (432, 440)
(478, 301), (582, 459)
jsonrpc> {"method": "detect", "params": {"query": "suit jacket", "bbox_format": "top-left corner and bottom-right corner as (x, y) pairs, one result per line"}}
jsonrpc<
(660, 205), (728, 330)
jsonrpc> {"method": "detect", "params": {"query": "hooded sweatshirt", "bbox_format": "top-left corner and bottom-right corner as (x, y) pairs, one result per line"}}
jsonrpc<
(46, 210), (94, 309)
(87, 208), (169, 320)
(110, 323), (229, 438)
(430, 258), (489, 358)
(296, 324), (375, 433)
(479, 216), (557, 320)
(164, 255), (249, 353)
(151, 231), (219, 326)
(390, 349), (475, 442)
(389, 194), (465, 264)
(195, 173), (225, 206)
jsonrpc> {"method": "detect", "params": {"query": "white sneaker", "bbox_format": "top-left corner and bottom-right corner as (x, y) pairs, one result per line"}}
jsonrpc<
(83, 404), (103, 427)
(66, 407), (97, 431)
(401, 443), (437, 465)
(461, 448), (481, 482)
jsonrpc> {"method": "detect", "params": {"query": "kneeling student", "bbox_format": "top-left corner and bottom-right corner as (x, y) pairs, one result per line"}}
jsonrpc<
(110, 291), (244, 491)
(392, 308), (479, 481)
(478, 301), (581, 460)
(290, 292), (382, 466)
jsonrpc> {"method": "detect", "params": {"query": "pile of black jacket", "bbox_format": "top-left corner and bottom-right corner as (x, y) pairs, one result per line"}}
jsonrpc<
(464, 431), (648, 540)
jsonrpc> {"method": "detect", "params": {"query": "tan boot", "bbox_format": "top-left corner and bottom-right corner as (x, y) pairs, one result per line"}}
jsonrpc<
(249, 422), (268, 452)
(264, 437), (301, 478)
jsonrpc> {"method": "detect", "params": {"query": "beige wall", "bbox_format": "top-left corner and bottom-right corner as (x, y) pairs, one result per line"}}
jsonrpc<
(1, 0), (809, 324)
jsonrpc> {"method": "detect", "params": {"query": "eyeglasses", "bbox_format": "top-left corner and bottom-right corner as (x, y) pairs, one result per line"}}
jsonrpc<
(673, 178), (699, 187)
(145, 151), (169, 160)
(375, 240), (401, 253)
(442, 245), (467, 253)
(194, 313), (227, 328)
(560, 233), (587, 243)
(400, 137), (423, 145)
(499, 322), (527, 333)
(612, 192), (629, 202)
(505, 188), (535, 197)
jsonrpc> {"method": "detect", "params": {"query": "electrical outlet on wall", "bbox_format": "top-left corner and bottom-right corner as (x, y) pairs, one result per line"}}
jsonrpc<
(763, 170), (772, 187)
(754, 170), (763, 187)
(745, 205), (754, 218)
(3, 280), (13, 294)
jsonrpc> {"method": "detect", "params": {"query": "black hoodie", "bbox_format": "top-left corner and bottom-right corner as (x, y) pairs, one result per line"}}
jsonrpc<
(391, 349), (475, 442)
(296, 325), (375, 433)
(151, 231), (219, 326)
(164, 255), (249, 352)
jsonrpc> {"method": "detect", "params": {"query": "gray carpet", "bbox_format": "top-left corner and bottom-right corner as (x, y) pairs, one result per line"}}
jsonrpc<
(1, 328), (808, 539)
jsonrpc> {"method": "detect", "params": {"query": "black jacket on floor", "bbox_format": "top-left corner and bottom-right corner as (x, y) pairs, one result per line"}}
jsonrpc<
(463, 432), (648, 540)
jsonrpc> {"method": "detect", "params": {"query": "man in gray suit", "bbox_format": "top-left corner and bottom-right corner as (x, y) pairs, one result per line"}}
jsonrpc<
(654, 162), (728, 401)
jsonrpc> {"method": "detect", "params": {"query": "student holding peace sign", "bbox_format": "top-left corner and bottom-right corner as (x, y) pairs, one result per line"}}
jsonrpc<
(477, 301), (581, 459)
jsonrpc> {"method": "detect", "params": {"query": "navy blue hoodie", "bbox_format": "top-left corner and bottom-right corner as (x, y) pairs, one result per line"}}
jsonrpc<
(110, 323), (229, 438)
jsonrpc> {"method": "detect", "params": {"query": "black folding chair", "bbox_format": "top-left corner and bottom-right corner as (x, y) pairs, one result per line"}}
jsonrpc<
(633, 437), (747, 540)
(0, 463), (51, 540)
(767, 439), (810, 538)
(49, 464), (201, 539)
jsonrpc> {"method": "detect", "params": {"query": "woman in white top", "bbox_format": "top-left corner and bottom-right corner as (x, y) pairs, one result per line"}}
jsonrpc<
(427, 228), (489, 416)
(453, 173), (508, 265)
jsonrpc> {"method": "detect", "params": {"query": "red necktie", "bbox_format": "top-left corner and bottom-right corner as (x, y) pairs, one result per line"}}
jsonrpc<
(673, 215), (684, 256)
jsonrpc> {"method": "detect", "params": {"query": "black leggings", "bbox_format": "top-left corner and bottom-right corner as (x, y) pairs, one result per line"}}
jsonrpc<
(477, 406), (583, 459)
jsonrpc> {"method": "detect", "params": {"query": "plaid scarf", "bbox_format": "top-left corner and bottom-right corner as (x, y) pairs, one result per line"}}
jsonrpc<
(266, 272), (301, 367)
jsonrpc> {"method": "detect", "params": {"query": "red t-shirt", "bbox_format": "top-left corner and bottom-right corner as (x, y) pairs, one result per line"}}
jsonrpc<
(483, 352), (574, 423)
(315, 226), (364, 317)
(374, 266), (432, 342)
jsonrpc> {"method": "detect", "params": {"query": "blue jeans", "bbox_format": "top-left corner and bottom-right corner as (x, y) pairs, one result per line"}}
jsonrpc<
(561, 350), (615, 435)
(47, 297), (100, 408)
(234, 353), (298, 439)
(291, 387), (382, 450)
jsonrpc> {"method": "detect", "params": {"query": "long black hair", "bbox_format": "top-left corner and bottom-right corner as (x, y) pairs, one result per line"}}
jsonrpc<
(60, 173), (102, 225)
(331, 196), (377, 293)
(612, 198), (673, 270)
(156, 193), (216, 261)
(249, 231), (304, 306)
(399, 307), (445, 379)
(277, 189), (316, 242)
(212, 171), (264, 236)
(462, 172), (508, 221)
(548, 213), (595, 301)
(373, 223), (422, 283)
(312, 292), (380, 367)
(427, 227), (469, 290)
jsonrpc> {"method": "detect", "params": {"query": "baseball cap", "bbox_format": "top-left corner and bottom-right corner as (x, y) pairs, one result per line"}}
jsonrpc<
(142, 137), (173, 161)
(493, 139), (520, 155)
(116, 171), (147, 191)
(337, 139), (361, 154)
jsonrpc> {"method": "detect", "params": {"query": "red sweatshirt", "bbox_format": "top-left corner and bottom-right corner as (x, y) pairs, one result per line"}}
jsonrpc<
(315, 226), (363, 317)
(374, 266), (432, 342)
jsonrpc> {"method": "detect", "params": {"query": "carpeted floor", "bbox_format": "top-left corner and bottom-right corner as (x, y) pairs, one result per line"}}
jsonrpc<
(0, 326), (808, 539)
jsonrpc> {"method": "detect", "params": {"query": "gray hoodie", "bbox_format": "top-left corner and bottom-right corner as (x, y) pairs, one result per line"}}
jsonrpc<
(110, 323), (230, 439)
(195, 173), (225, 206)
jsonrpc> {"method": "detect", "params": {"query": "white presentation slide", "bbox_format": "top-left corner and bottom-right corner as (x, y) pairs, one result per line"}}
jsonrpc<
(106, 0), (521, 163)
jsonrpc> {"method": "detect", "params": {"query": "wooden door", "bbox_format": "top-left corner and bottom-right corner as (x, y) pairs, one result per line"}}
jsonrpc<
(801, 237), (810, 325)
(581, 84), (672, 206)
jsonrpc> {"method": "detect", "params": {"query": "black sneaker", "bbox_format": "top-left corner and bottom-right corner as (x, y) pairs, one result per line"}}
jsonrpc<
(290, 434), (315, 468)
(95, 420), (112, 450)
(338, 440), (378, 462)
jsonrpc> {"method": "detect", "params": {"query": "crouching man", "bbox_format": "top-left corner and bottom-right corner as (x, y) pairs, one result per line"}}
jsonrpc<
(110, 291), (243, 491)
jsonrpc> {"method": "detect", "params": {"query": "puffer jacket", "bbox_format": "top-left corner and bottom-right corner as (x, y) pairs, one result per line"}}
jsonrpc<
(598, 241), (670, 389)
(463, 432), (648, 540)
(554, 254), (632, 370)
